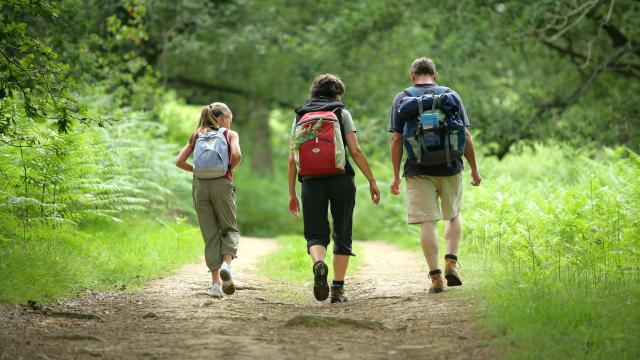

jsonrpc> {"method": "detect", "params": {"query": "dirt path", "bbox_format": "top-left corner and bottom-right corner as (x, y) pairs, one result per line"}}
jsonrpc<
(0, 238), (493, 360)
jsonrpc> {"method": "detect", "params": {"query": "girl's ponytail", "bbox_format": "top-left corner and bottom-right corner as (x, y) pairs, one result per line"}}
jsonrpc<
(190, 102), (231, 145)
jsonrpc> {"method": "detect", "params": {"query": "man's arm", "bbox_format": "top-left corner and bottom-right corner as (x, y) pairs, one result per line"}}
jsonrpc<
(464, 129), (481, 186)
(388, 93), (405, 196)
(390, 132), (403, 195)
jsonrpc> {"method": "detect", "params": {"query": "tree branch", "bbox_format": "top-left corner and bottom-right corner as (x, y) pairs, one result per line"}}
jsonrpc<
(494, 44), (632, 158)
(541, 41), (640, 79)
(167, 75), (296, 109)
(586, 4), (640, 57)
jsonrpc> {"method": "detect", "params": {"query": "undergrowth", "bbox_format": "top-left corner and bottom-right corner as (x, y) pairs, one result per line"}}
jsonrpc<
(0, 217), (202, 303)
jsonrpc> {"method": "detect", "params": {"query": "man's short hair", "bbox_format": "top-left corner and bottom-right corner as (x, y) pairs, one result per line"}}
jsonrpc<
(411, 57), (437, 76)
(310, 74), (345, 99)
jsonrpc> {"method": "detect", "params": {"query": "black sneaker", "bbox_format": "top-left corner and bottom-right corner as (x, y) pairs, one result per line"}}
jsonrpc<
(312, 260), (329, 301)
(330, 284), (348, 303)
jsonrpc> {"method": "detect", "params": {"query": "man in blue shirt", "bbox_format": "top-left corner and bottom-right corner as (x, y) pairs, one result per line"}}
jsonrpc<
(388, 57), (481, 293)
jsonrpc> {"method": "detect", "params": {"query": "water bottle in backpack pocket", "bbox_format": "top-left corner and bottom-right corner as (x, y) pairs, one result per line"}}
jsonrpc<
(193, 128), (229, 179)
(419, 111), (442, 147)
(448, 128), (461, 152)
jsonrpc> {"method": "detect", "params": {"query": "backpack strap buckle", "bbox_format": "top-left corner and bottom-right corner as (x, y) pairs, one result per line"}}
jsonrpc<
(432, 95), (441, 111)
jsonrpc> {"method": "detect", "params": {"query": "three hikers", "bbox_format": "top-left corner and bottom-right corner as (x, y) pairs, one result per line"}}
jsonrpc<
(176, 58), (480, 300)
(288, 74), (381, 303)
(175, 102), (241, 298)
(389, 57), (481, 293)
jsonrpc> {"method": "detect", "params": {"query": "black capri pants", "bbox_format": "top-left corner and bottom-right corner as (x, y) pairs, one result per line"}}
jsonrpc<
(301, 174), (356, 256)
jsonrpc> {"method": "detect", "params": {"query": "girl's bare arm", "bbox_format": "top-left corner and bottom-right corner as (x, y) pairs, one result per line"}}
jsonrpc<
(175, 143), (194, 172)
(227, 130), (242, 171)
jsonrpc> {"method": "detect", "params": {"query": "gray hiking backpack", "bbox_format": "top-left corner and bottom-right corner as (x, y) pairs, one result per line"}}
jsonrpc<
(193, 128), (229, 179)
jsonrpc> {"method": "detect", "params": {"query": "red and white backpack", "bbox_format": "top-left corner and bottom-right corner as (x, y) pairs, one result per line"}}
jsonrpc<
(292, 109), (346, 177)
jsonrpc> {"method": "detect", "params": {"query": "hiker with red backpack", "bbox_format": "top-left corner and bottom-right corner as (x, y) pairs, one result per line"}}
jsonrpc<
(389, 58), (481, 293)
(288, 74), (381, 303)
(175, 102), (242, 298)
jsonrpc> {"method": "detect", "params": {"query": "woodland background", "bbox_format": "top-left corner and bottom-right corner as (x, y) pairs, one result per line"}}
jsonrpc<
(1, 1), (639, 358)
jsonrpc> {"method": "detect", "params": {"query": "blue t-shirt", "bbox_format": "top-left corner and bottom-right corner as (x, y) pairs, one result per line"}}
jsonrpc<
(388, 83), (470, 177)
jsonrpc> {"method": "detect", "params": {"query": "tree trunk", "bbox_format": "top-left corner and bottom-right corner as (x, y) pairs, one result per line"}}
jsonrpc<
(241, 102), (273, 176)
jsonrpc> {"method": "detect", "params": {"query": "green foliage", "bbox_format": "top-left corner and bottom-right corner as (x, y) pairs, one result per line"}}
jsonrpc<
(0, 0), (200, 305)
(157, 95), (201, 146)
(233, 164), (302, 237)
(0, 217), (202, 303)
(479, 274), (640, 359)
(367, 143), (640, 358)
(0, 0), (90, 135)
(146, 0), (639, 161)
(461, 145), (640, 358)
(2, 3), (639, 358)
(463, 145), (639, 283)
(0, 111), (194, 237)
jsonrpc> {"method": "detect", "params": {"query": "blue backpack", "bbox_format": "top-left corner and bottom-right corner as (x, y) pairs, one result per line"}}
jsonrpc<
(193, 128), (229, 179)
(398, 86), (466, 167)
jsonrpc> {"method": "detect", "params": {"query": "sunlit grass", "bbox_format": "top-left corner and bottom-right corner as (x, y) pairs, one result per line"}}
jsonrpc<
(477, 271), (640, 359)
(0, 217), (203, 303)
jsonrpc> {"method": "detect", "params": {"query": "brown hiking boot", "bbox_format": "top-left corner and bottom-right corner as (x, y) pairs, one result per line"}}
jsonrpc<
(428, 270), (444, 293)
(330, 284), (348, 304)
(444, 255), (462, 287)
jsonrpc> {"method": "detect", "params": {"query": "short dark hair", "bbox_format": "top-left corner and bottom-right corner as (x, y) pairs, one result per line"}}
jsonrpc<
(310, 74), (345, 99)
(411, 57), (437, 76)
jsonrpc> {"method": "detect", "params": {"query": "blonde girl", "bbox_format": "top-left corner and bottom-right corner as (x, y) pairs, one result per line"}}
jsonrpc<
(175, 102), (242, 298)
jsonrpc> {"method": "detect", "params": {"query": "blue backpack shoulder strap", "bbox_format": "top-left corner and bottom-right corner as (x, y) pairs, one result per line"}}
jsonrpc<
(434, 86), (449, 95)
(403, 86), (422, 98)
(404, 85), (449, 97)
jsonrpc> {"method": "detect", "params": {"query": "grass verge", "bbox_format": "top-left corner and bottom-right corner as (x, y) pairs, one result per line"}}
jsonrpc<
(258, 235), (362, 302)
(0, 217), (203, 303)
(475, 266), (640, 359)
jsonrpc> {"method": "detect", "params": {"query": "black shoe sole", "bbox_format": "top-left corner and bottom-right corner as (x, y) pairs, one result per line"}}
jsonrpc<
(220, 269), (235, 295)
(313, 262), (329, 301)
(445, 273), (463, 287)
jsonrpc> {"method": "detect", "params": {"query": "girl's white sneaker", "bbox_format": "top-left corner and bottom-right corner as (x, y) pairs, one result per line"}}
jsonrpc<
(209, 284), (224, 298)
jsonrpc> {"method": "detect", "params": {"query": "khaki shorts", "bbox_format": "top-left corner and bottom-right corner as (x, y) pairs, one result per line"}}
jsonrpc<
(406, 174), (462, 223)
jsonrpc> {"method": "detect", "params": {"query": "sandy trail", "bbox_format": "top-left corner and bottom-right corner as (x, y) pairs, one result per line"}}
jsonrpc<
(0, 237), (493, 360)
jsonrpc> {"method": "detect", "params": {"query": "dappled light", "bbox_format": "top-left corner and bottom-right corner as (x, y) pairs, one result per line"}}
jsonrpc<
(1, 1), (638, 359)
